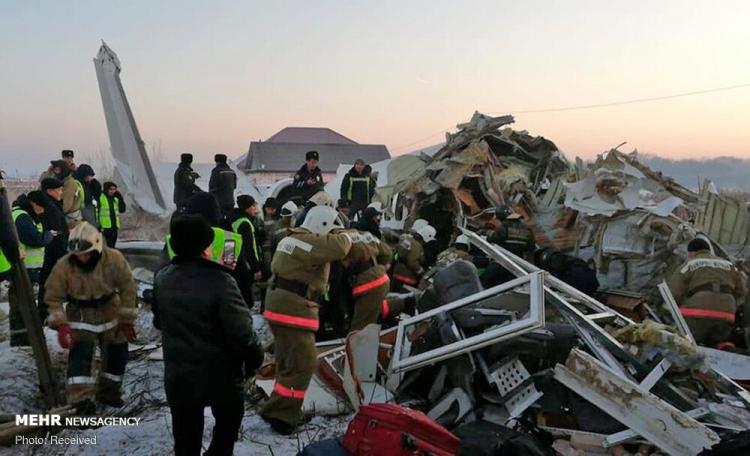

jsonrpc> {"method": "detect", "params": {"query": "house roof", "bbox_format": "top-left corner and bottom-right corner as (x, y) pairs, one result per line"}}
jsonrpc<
(237, 142), (391, 173)
(266, 127), (358, 145)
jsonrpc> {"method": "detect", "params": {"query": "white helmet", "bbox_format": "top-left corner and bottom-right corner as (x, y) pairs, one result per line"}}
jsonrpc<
(367, 201), (384, 214)
(414, 223), (437, 243)
(301, 206), (344, 235)
(412, 219), (428, 231)
(309, 191), (335, 208)
(455, 234), (470, 247)
(280, 201), (297, 217)
(68, 222), (104, 254)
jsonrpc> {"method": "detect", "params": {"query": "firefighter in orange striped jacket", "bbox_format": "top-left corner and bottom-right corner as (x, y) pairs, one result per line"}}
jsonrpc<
(391, 222), (436, 292)
(668, 238), (746, 347)
(260, 206), (351, 435)
(343, 229), (403, 332)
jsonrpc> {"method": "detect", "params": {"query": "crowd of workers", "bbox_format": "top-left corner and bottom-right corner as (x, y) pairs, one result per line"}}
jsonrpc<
(0, 148), (747, 455)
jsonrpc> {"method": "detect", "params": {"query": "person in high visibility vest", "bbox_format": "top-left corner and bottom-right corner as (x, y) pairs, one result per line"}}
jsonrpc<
(74, 164), (100, 227)
(339, 158), (375, 217)
(8, 191), (55, 346)
(260, 206), (351, 435)
(99, 182), (127, 248)
(231, 195), (263, 282)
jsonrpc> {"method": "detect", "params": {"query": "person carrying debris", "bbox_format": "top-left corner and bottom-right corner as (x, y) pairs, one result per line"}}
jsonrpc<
(153, 215), (264, 456)
(173, 153), (202, 212)
(340, 158), (376, 216)
(292, 150), (325, 202)
(8, 191), (55, 346)
(209, 153), (237, 218)
(489, 206), (535, 258)
(44, 221), (137, 407)
(391, 221), (436, 292)
(668, 238), (747, 347)
(99, 182), (126, 248)
(260, 206), (352, 435)
(38, 177), (68, 321)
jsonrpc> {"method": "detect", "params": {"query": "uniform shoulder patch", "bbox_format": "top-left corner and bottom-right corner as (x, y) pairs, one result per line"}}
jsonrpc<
(276, 237), (313, 255)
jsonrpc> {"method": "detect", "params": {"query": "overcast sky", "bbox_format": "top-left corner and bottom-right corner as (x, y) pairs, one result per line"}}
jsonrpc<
(3, 0), (750, 176)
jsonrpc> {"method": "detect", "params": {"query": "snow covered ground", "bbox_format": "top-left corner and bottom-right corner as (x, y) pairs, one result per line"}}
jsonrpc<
(0, 299), (350, 455)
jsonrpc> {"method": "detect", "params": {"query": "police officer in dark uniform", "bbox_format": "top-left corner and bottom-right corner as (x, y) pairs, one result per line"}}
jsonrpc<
(292, 150), (325, 202)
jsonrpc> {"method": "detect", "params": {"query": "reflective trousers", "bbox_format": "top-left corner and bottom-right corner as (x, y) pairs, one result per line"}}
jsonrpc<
(66, 327), (128, 404)
(259, 324), (317, 427)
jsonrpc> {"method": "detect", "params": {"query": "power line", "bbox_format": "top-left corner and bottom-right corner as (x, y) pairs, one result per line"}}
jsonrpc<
(493, 81), (750, 114)
(392, 82), (750, 153)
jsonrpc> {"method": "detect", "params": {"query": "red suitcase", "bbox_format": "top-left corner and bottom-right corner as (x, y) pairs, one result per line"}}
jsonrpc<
(343, 403), (460, 456)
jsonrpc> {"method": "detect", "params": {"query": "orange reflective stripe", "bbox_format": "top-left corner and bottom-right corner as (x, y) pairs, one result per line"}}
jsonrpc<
(274, 382), (305, 399)
(381, 300), (390, 318)
(263, 310), (320, 330)
(352, 274), (390, 296)
(393, 273), (417, 285)
(680, 307), (736, 323)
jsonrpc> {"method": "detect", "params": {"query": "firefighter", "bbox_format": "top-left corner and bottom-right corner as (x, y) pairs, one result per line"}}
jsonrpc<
(343, 229), (405, 332)
(269, 201), (299, 260)
(489, 206), (535, 258)
(391, 222), (436, 292)
(44, 222), (137, 406)
(339, 158), (375, 216)
(420, 234), (473, 288)
(99, 182), (126, 248)
(260, 206), (352, 435)
(9, 191), (54, 346)
(668, 238), (747, 347)
(292, 150), (325, 202)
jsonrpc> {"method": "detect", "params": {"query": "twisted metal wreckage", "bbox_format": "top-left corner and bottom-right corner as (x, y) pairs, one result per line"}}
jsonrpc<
(251, 112), (750, 454)
(90, 42), (750, 453)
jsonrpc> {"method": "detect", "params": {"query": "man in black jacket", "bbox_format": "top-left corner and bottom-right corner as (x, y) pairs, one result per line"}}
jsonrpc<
(209, 154), (237, 218)
(340, 158), (375, 216)
(173, 153), (202, 212)
(74, 164), (101, 227)
(153, 215), (264, 456)
(292, 150), (324, 202)
(38, 178), (68, 320)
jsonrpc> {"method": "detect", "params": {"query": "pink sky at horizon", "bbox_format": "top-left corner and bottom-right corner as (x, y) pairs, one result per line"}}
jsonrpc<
(2, 1), (750, 175)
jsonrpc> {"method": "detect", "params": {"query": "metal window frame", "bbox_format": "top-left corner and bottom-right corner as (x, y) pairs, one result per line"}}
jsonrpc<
(389, 271), (545, 374)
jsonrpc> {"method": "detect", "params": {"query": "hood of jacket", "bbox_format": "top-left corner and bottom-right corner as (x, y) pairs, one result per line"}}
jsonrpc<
(11, 194), (37, 220)
(348, 164), (372, 177)
(74, 164), (95, 181)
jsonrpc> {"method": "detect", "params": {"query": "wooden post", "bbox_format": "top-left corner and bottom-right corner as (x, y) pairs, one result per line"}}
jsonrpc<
(0, 185), (62, 407)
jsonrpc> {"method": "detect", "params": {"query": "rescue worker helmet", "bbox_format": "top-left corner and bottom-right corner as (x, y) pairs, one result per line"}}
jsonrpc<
(455, 234), (470, 248)
(68, 222), (103, 254)
(309, 191), (335, 208)
(412, 219), (429, 231)
(280, 201), (298, 217)
(301, 206), (344, 235)
(414, 223), (437, 243)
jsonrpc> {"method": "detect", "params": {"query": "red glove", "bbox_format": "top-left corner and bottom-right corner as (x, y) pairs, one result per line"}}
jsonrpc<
(116, 323), (136, 342)
(57, 324), (73, 349)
